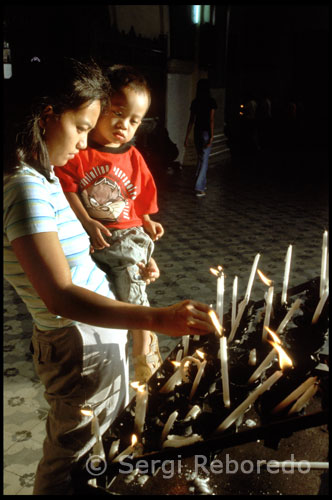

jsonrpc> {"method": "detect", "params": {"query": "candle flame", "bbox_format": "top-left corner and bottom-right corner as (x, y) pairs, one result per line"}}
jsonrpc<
(131, 434), (138, 446)
(172, 361), (181, 367)
(131, 381), (146, 393)
(208, 310), (223, 336)
(210, 265), (223, 277)
(257, 269), (273, 286)
(195, 349), (205, 360)
(268, 342), (293, 370)
(264, 326), (281, 344)
(80, 407), (93, 417)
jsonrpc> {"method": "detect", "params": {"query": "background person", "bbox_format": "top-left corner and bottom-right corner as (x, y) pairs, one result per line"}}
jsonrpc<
(184, 79), (217, 197)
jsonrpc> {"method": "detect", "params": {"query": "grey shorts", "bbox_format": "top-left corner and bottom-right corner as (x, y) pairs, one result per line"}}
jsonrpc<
(91, 226), (154, 306)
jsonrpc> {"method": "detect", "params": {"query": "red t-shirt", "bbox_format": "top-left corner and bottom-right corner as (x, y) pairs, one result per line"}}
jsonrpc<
(54, 142), (158, 230)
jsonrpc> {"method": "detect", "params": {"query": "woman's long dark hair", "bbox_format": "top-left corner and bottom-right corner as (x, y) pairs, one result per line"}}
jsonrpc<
(3, 57), (111, 181)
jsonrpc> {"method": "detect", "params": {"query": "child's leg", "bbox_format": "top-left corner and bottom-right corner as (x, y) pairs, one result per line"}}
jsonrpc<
(132, 330), (162, 383)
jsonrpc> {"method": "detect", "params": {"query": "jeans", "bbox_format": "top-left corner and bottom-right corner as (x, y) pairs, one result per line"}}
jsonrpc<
(194, 130), (212, 192)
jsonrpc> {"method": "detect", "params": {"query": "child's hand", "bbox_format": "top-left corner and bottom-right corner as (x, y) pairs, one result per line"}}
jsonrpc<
(137, 257), (160, 285)
(83, 219), (112, 251)
(143, 219), (164, 241)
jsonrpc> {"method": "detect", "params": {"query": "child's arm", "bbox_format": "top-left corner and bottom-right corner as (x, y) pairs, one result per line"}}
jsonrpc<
(142, 214), (164, 241)
(64, 192), (112, 250)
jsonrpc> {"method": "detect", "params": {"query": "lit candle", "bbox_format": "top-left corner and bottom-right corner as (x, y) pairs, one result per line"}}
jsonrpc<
(215, 370), (283, 433)
(271, 376), (318, 414)
(216, 271), (224, 325)
(227, 299), (246, 344)
(131, 382), (148, 437)
(189, 359), (207, 400)
(281, 245), (292, 305)
(208, 310), (230, 407)
(81, 406), (105, 462)
(112, 434), (140, 462)
(288, 382), (319, 415)
(182, 336), (189, 357)
(320, 230), (328, 297)
(210, 266), (224, 324)
(161, 410), (178, 442)
(248, 327), (287, 384)
(312, 288), (329, 324)
(244, 253), (260, 304)
(262, 285), (274, 341)
(162, 434), (203, 448)
(160, 356), (200, 394)
(232, 276), (238, 329)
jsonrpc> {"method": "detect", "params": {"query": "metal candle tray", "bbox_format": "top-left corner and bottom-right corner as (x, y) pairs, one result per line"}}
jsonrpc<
(78, 278), (329, 486)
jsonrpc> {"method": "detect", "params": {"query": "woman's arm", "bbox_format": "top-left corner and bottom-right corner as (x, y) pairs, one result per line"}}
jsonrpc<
(11, 231), (213, 337)
(207, 108), (215, 147)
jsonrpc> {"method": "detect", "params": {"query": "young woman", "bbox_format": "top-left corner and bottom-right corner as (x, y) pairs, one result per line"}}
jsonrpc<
(3, 57), (214, 494)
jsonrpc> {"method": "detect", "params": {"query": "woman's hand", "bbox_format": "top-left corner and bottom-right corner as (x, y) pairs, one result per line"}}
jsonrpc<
(155, 300), (215, 338)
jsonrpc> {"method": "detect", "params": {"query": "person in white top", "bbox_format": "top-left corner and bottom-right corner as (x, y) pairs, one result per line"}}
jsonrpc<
(3, 57), (214, 495)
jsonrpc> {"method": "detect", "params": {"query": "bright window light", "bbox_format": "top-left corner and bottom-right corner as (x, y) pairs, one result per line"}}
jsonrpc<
(192, 5), (201, 25)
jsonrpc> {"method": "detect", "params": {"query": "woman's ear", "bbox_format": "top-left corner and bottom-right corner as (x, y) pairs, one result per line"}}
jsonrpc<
(39, 105), (54, 128)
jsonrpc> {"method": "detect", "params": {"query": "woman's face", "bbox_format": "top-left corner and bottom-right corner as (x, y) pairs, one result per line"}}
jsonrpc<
(42, 100), (101, 166)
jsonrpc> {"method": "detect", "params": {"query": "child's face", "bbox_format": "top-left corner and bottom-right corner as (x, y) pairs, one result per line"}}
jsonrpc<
(91, 85), (149, 147)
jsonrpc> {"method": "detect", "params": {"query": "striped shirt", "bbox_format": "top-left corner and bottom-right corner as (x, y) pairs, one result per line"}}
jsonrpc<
(3, 164), (115, 331)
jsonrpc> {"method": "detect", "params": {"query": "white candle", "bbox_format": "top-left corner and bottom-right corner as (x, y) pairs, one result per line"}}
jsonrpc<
(312, 288), (329, 324)
(189, 360), (207, 400)
(176, 349), (183, 364)
(216, 370), (283, 433)
(248, 348), (257, 366)
(262, 286), (274, 341)
(216, 272), (225, 325)
(220, 336), (230, 407)
(232, 276), (238, 329)
(162, 434), (203, 448)
(160, 356), (200, 394)
(288, 382), (319, 415)
(248, 347), (277, 383)
(244, 253), (260, 304)
(161, 410), (178, 442)
(91, 412), (106, 461)
(108, 439), (120, 461)
(182, 336), (189, 357)
(227, 299), (247, 344)
(281, 245), (292, 305)
(266, 461), (329, 470)
(272, 376), (318, 414)
(184, 405), (202, 421)
(81, 406), (105, 462)
(132, 383), (148, 437)
(320, 230), (328, 297)
(276, 298), (302, 334)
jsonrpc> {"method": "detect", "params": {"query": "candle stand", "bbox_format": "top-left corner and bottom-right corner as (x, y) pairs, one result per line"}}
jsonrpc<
(72, 278), (328, 495)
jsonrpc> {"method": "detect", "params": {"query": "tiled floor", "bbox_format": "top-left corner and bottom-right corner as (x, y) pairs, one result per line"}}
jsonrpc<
(3, 144), (329, 495)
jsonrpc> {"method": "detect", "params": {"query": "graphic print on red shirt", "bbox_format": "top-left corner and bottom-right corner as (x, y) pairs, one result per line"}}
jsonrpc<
(54, 143), (158, 230)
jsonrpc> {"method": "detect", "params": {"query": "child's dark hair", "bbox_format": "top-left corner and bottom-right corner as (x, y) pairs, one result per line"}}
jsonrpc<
(4, 57), (111, 180)
(105, 64), (151, 108)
